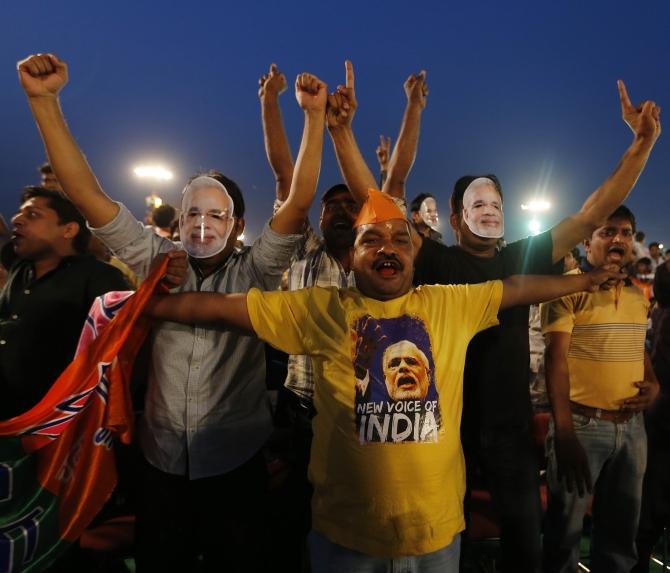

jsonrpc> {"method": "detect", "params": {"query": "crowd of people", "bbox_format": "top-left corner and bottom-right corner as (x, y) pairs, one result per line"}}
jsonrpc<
(0, 52), (667, 573)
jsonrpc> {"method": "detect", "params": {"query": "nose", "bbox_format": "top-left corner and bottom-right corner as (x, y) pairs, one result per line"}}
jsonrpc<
(11, 213), (23, 227)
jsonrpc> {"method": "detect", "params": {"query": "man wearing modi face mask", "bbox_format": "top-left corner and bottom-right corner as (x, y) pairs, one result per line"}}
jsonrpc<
(410, 193), (443, 243)
(460, 177), (504, 239)
(19, 51), (328, 571)
(179, 175), (237, 259)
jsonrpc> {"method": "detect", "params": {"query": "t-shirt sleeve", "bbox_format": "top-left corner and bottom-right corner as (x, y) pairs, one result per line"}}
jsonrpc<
(434, 280), (503, 338)
(506, 230), (555, 275)
(247, 287), (315, 355)
(540, 295), (576, 335)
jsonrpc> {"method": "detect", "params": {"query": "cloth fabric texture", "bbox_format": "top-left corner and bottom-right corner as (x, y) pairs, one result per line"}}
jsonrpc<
(247, 281), (502, 558)
(92, 202), (301, 479)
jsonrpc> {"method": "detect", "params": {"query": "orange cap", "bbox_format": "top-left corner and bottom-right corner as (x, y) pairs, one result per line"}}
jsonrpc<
(354, 189), (406, 228)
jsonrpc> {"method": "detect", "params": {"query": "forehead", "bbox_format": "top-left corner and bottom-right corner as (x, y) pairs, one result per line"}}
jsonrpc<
(386, 340), (420, 357)
(18, 196), (53, 213)
(182, 186), (233, 211)
(463, 184), (501, 205)
(421, 197), (437, 209)
(356, 219), (409, 237)
(595, 217), (633, 234)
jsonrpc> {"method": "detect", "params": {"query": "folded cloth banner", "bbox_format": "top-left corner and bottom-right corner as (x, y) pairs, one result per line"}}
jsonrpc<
(0, 258), (168, 573)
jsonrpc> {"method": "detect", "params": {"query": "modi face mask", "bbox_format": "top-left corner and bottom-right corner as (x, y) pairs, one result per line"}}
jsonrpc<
(179, 176), (235, 259)
(419, 197), (439, 230)
(461, 178), (504, 239)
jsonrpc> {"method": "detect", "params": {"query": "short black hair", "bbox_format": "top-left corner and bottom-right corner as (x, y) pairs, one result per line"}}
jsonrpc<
(152, 204), (176, 228)
(450, 174), (503, 215)
(187, 170), (245, 219)
(649, 241), (660, 250)
(410, 193), (435, 214)
(634, 231), (645, 242)
(570, 247), (580, 260)
(20, 186), (90, 254)
(636, 257), (652, 266)
(605, 205), (636, 234)
(321, 183), (350, 204)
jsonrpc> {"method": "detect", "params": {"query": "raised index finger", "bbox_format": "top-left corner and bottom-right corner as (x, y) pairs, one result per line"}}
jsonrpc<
(617, 79), (633, 111)
(345, 60), (355, 90)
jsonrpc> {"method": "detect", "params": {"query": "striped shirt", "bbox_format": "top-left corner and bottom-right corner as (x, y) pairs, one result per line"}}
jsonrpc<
(541, 270), (649, 410)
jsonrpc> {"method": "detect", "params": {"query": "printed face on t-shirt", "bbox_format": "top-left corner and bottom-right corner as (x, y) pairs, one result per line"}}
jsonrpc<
(353, 315), (441, 445)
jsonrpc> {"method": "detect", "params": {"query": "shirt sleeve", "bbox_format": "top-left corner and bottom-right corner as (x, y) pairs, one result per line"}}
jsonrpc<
(90, 202), (175, 280)
(506, 230), (555, 275)
(247, 221), (304, 290)
(540, 295), (576, 335)
(431, 280), (503, 338)
(247, 287), (317, 355)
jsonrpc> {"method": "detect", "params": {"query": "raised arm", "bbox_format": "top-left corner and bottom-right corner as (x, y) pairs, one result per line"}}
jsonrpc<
(550, 81), (661, 262)
(500, 266), (626, 310)
(376, 135), (391, 188)
(258, 64), (294, 203)
(382, 71), (428, 200)
(271, 73), (326, 235)
(326, 60), (377, 204)
(17, 54), (120, 227)
(144, 292), (253, 332)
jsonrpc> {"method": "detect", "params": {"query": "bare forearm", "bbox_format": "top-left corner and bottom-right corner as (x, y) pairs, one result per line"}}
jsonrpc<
(501, 273), (591, 309)
(144, 292), (253, 332)
(383, 103), (423, 199)
(328, 126), (377, 204)
(545, 339), (574, 433)
(28, 96), (119, 227)
(261, 95), (294, 201)
(272, 110), (323, 234)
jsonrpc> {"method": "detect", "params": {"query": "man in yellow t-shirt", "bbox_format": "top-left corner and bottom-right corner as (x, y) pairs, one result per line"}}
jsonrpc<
(541, 205), (660, 573)
(145, 190), (623, 571)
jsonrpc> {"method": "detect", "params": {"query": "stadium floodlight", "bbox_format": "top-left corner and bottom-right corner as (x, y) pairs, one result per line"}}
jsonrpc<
(520, 200), (551, 212)
(133, 165), (174, 181)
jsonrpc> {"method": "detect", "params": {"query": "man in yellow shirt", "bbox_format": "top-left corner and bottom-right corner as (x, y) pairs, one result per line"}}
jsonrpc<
(541, 205), (660, 573)
(145, 190), (623, 571)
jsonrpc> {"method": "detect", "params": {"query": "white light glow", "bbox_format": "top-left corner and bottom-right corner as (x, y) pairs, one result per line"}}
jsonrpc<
(134, 165), (174, 181)
(529, 219), (541, 235)
(237, 233), (245, 242)
(521, 200), (551, 212)
(660, 243), (665, 250)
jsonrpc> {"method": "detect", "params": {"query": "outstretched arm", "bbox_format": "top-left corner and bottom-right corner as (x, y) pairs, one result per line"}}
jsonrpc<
(259, 64), (294, 203)
(383, 71), (428, 200)
(326, 60), (377, 204)
(550, 80), (661, 262)
(18, 54), (120, 227)
(271, 73), (326, 235)
(500, 266), (626, 310)
(145, 292), (253, 332)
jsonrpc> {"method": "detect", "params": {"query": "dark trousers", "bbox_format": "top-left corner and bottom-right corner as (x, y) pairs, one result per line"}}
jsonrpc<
(462, 425), (542, 573)
(134, 451), (268, 573)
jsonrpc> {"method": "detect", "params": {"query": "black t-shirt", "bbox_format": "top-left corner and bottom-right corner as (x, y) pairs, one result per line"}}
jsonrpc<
(0, 255), (130, 419)
(413, 231), (555, 433)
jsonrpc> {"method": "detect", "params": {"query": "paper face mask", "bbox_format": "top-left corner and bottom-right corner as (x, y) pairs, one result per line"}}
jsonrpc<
(179, 176), (235, 259)
(461, 178), (504, 239)
(419, 197), (439, 230)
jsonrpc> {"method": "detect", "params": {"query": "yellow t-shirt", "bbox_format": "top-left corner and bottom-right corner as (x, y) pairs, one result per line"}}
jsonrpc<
(247, 281), (503, 557)
(541, 273), (649, 410)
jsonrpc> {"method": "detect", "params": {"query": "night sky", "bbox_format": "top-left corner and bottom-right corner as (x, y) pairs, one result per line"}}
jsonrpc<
(1, 1), (668, 247)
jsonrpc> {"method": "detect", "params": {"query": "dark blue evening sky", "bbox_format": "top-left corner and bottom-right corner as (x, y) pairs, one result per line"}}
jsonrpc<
(1, 1), (668, 246)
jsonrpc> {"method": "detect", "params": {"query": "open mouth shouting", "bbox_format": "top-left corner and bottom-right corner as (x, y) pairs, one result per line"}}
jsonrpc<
(606, 245), (626, 263)
(374, 257), (402, 278)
